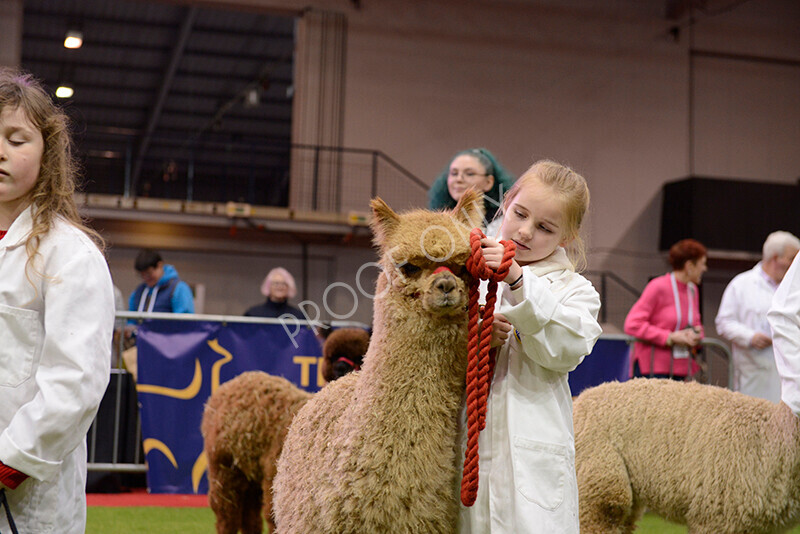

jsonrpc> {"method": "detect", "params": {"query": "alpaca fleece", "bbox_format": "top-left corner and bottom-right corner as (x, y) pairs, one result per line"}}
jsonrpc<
(201, 328), (369, 534)
(202, 373), (312, 533)
(321, 327), (369, 383)
(273, 190), (485, 533)
(575, 378), (800, 534)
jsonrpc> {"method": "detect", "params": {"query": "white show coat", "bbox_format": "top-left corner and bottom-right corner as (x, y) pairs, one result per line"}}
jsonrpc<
(459, 247), (602, 533)
(769, 254), (800, 417)
(715, 263), (781, 402)
(0, 206), (113, 534)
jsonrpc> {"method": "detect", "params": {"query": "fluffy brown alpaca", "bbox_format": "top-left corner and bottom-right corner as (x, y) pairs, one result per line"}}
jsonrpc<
(575, 378), (800, 534)
(272, 191), (484, 533)
(201, 328), (369, 534)
(321, 327), (369, 383)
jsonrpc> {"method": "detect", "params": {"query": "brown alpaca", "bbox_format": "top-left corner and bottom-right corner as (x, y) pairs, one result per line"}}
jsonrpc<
(575, 378), (800, 534)
(201, 328), (370, 534)
(321, 327), (370, 383)
(272, 191), (484, 533)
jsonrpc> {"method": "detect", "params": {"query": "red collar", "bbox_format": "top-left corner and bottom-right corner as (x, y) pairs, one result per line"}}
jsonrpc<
(0, 230), (7, 240)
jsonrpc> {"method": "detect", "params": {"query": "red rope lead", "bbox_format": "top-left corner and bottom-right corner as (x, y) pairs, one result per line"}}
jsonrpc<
(461, 228), (516, 507)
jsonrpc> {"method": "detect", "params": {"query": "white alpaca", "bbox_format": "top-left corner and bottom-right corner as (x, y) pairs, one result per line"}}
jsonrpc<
(575, 378), (800, 534)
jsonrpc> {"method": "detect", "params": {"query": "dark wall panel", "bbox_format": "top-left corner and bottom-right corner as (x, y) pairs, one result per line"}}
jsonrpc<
(660, 177), (799, 253)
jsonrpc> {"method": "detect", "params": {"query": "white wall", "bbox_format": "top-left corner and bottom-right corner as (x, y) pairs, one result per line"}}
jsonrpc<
(105, 0), (800, 333)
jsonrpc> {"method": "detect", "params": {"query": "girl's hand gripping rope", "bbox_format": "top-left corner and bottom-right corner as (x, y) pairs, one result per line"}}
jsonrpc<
(462, 227), (515, 507)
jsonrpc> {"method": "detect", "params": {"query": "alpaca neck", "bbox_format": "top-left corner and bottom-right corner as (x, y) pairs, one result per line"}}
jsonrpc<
(359, 305), (468, 403)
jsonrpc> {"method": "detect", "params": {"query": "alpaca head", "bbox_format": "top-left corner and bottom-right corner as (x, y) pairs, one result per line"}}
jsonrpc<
(321, 327), (370, 383)
(370, 189), (484, 320)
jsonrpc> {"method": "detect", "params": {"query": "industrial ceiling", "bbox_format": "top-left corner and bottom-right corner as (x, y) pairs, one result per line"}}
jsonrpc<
(21, 0), (296, 206)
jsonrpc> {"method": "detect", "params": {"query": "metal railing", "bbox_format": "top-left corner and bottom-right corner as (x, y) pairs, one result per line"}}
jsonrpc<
(87, 313), (733, 477)
(87, 312), (369, 475)
(88, 317), (736, 478)
(87, 368), (144, 474)
(584, 270), (641, 329)
(631, 336), (733, 388)
(289, 143), (429, 213)
(80, 134), (429, 213)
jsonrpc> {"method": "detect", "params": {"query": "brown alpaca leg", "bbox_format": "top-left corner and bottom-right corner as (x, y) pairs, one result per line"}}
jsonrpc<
(240, 485), (265, 534)
(577, 447), (634, 534)
(208, 459), (254, 534)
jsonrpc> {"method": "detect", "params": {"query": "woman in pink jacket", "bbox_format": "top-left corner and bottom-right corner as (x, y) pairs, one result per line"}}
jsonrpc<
(624, 239), (707, 379)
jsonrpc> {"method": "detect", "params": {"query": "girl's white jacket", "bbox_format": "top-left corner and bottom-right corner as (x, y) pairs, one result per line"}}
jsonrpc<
(0, 206), (113, 533)
(459, 247), (602, 533)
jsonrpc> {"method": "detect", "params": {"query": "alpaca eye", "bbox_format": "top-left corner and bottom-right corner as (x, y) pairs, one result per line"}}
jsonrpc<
(399, 263), (422, 277)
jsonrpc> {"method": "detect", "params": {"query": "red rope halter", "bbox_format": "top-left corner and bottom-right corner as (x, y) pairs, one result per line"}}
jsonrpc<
(461, 227), (516, 507)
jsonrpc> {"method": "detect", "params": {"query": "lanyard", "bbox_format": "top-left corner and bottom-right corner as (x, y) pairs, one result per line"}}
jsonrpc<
(137, 286), (160, 313)
(670, 273), (694, 331)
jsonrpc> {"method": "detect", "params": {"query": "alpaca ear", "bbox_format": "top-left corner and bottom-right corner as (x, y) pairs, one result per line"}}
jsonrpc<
(453, 188), (485, 228)
(370, 197), (401, 245)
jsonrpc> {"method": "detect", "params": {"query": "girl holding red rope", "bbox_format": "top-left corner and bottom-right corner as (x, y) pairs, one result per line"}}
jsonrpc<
(459, 160), (602, 533)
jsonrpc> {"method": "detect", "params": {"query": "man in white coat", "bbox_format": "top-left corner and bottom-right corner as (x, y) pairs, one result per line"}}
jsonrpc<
(716, 231), (800, 402)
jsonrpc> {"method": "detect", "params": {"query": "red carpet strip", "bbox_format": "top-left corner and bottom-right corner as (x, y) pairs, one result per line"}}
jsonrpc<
(87, 488), (208, 507)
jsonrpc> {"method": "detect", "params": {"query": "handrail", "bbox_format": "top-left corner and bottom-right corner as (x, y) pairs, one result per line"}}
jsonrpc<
(699, 337), (735, 389)
(626, 334), (732, 386)
(584, 270), (641, 298)
(80, 130), (430, 205)
(584, 270), (642, 325)
(118, 310), (369, 330)
(372, 149), (430, 190)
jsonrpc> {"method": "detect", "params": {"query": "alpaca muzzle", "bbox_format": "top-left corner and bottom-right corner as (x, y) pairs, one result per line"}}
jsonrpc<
(425, 267), (463, 312)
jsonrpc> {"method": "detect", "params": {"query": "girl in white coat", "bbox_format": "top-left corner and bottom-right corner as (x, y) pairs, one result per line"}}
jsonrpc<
(0, 68), (114, 533)
(459, 160), (602, 533)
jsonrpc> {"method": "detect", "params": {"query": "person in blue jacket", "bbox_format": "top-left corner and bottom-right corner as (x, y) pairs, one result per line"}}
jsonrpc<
(128, 249), (195, 314)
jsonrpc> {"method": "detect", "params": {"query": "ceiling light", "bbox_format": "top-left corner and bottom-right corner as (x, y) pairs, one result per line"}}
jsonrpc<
(64, 30), (83, 49)
(55, 84), (74, 98)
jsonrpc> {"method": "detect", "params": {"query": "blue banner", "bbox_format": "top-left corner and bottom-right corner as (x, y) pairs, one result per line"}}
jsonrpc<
(568, 337), (631, 397)
(135, 320), (324, 494)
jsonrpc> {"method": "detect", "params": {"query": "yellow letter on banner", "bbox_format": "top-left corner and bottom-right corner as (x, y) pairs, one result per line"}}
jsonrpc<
(293, 356), (318, 386)
(207, 339), (234, 394)
(317, 356), (326, 387)
(137, 359), (202, 399)
(143, 438), (178, 469)
(192, 452), (208, 494)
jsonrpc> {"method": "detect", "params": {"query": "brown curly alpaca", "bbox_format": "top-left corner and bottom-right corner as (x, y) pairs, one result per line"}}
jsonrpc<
(203, 373), (310, 534)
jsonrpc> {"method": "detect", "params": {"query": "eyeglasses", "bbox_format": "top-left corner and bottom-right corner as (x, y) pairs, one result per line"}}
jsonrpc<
(449, 169), (488, 180)
(271, 281), (289, 287)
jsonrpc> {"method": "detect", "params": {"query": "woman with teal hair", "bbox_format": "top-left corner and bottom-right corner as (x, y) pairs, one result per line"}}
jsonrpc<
(428, 148), (516, 226)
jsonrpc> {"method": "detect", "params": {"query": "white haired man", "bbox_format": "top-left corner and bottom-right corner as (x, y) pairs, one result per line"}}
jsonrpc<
(716, 231), (800, 401)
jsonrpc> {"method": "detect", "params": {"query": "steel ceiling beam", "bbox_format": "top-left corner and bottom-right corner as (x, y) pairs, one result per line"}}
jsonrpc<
(128, 5), (197, 198)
